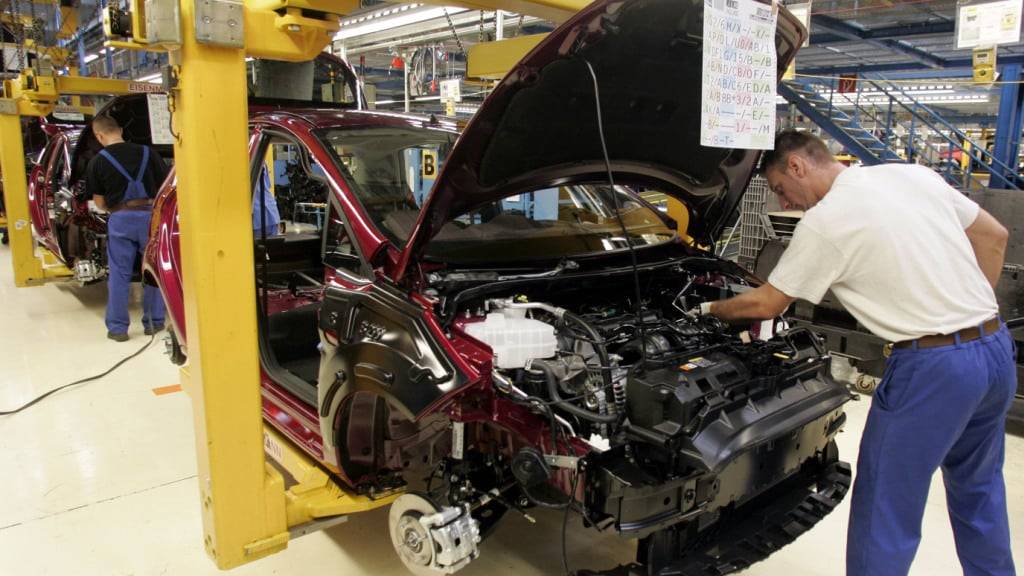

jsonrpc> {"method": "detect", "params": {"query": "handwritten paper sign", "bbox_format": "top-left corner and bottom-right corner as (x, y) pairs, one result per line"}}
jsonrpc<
(701, 0), (779, 150)
(147, 94), (174, 146)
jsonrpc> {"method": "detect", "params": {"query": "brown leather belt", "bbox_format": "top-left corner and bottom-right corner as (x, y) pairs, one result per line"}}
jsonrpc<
(110, 199), (153, 212)
(892, 316), (1002, 351)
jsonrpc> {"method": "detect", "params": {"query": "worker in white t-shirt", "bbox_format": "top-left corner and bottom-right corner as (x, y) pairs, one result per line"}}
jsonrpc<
(692, 131), (1016, 576)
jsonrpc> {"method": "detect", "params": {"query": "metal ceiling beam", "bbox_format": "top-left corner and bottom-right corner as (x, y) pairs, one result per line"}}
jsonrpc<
(800, 54), (1024, 75)
(810, 20), (955, 45)
(812, 15), (946, 69)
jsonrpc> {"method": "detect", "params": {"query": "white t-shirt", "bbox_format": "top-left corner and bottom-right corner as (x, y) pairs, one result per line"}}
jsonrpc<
(767, 164), (998, 342)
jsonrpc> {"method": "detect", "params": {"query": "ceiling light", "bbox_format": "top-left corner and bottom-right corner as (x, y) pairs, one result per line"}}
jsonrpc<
(334, 7), (469, 40)
(83, 53), (99, 64)
(135, 72), (162, 83)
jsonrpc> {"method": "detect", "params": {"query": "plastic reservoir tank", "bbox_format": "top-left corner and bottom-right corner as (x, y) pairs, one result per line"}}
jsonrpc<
(463, 307), (558, 369)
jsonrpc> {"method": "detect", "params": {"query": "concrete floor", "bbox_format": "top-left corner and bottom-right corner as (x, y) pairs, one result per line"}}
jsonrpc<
(0, 246), (1020, 576)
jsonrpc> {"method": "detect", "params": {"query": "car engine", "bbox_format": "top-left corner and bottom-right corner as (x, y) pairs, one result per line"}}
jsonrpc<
(409, 263), (852, 575)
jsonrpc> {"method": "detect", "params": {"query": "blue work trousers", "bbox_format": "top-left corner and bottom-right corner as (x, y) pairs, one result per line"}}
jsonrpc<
(105, 210), (165, 334)
(847, 324), (1017, 576)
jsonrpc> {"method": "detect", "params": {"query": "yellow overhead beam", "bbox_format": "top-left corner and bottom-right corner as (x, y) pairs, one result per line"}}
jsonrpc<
(56, 75), (138, 96)
(2, 71), (58, 116)
(0, 13), (34, 26)
(467, 33), (547, 79)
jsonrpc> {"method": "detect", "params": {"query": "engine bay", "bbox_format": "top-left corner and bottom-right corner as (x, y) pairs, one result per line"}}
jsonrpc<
(427, 260), (850, 548)
(442, 259), (834, 445)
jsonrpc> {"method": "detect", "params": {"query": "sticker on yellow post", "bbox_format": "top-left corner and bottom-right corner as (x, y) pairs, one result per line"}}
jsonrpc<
(421, 149), (438, 179)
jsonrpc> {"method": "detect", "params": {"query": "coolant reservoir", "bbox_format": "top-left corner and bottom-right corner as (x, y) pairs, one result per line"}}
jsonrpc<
(464, 308), (558, 369)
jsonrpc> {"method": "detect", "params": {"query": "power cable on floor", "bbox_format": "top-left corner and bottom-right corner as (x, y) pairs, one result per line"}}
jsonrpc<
(0, 334), (156, 416)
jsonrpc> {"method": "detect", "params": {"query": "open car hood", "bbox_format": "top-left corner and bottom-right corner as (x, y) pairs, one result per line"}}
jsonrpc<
(395, 0), (804, 279)
(69, 93), (173, 185)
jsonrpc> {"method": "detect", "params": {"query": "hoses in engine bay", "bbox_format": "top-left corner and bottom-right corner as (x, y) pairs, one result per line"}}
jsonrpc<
(529, 360), (619, 424)
(487, 299), (616, 408)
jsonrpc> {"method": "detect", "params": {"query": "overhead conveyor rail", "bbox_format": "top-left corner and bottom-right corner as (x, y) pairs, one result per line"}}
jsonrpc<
(779, 76), (1024, 191)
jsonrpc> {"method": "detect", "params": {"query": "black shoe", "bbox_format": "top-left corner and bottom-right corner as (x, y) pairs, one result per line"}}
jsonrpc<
(144, 324), (165, 336)
(107, 331), (130, 342)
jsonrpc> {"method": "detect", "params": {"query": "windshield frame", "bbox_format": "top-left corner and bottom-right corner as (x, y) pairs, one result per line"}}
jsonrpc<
(313, 123), (458, 243)
(314, 124), (681, 266)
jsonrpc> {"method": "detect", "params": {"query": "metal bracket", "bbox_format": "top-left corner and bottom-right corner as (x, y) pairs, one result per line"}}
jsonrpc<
(146, 0), (183, 47)
(544, 454), (580, 469)
(195, 0), (243, 48)
(451, 421), (465, 460)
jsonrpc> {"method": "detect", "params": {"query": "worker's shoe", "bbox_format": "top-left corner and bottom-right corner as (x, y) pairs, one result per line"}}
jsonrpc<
(144, 323), (165, 336)
(107, 331), (130, 342)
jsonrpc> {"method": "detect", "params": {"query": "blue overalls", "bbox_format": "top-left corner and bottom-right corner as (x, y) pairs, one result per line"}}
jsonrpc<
(101, 147), (166, 335)
(252, 167), (281, 237)
(847, 321), (1018, 575)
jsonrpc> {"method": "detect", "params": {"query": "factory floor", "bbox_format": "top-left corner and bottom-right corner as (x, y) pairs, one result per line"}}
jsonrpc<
(0, 246), (1020, 576)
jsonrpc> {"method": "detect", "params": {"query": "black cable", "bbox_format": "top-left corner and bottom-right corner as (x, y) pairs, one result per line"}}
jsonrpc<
(581, 58), (647, 367)
(562, 462), (581, 576)
(0, 334), (156, 416)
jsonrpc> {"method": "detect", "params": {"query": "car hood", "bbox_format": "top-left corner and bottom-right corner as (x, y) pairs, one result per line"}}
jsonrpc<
(394, 0), (804, 280)
(69, 93), (173, 184)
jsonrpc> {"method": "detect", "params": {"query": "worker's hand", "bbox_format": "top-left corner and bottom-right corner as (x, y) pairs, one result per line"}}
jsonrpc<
(686, 302), (713, 318)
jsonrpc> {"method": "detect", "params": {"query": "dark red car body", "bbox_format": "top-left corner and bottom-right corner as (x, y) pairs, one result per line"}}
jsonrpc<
(145, 110), (464, 457)
(27, 120), (117, 282)
(145, 2), (851, 574)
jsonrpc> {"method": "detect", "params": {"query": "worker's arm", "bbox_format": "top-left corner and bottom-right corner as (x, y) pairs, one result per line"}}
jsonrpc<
(964, 208), (1008, 290)
(707, 282), (795, 322)
(92, 194), (107, 211)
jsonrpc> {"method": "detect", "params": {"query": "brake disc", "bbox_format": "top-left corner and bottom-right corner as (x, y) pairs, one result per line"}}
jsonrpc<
(389, 493), (443, 576)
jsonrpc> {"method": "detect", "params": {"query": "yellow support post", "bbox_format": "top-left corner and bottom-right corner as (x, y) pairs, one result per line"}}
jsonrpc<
(171, 0), (287, 567)
(0, 113), (37, 286)
(0, 112), (72, 285)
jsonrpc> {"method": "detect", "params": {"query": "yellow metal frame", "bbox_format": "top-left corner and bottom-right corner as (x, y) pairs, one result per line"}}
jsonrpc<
(64, 0), (589, 568)
(171, 11), (288, 564)
(263, 426), (402, 527)
(0, 72), (147, 287)
(467, 33), (547, 79)
(0, 114), (75, 285)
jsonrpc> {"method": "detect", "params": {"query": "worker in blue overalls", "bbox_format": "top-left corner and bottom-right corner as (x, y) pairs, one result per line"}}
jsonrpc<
(87, 113), (169, 342)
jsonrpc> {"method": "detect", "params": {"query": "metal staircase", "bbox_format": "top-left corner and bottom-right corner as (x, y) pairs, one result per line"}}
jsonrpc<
(864, 76), (1022, 190)
(780, 77), (1024, 191)
(778, 79), (903, 165)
